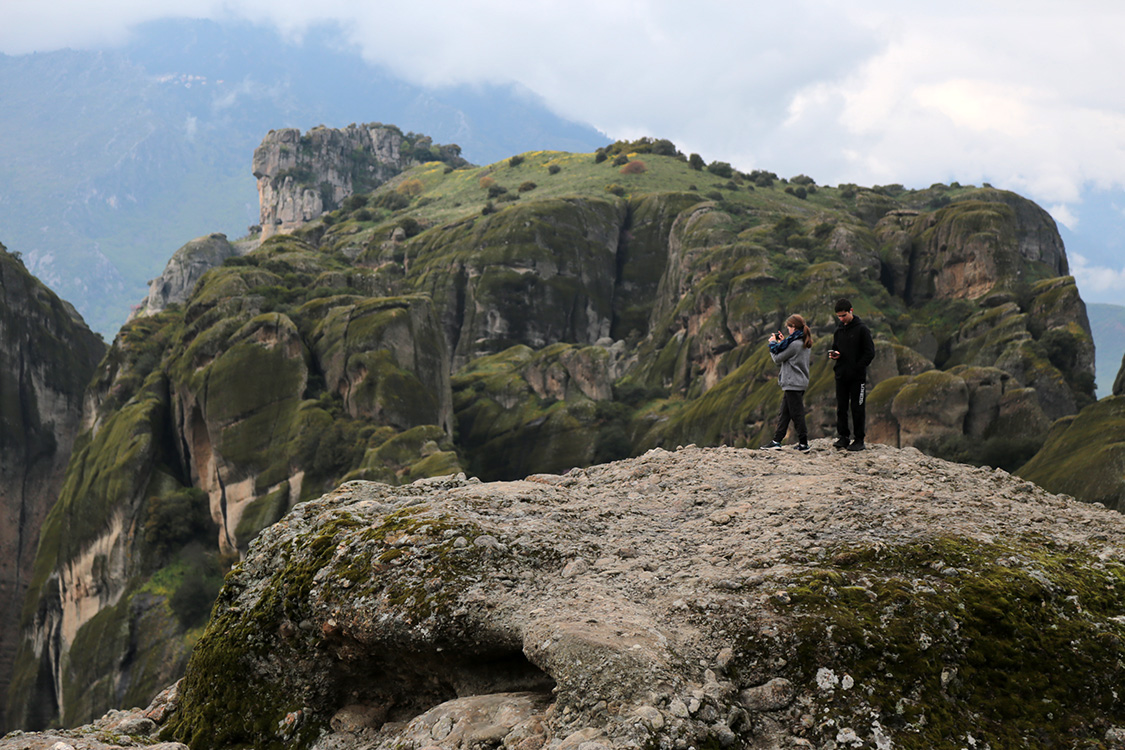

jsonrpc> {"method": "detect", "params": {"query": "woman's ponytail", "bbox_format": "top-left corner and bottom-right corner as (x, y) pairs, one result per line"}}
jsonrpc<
(786, 313), (814, 348)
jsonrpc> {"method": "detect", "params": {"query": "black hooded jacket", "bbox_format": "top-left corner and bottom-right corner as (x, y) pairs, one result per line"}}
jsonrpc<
(832, 314), (875, 381)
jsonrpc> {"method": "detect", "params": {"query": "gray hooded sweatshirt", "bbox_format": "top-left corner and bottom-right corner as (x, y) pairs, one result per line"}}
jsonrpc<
(769, 332), (811, 391)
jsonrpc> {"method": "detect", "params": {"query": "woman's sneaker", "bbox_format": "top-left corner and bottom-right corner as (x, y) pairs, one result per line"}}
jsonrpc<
(796, 443), (810, 452)
(760, 440), (783, 450)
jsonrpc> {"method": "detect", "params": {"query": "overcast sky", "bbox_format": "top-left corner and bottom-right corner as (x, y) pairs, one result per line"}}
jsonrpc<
(4, 0), (1125, 300)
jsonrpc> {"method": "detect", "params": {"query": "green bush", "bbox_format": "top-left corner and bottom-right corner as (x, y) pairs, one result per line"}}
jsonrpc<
(342, 194), (368, 211)
(518, 181), (538, 193)
(509, 155), (525, 167)
(168, 546), (226, 629)
(605, 184), (626, 196)
(707, 161), (733, 178)
(548, 164), (561, 175)
(613, 154), (629, 166)
(372, 191), (411, 211)
(143, 488), (214, 566)
(689, 154), (705, 171)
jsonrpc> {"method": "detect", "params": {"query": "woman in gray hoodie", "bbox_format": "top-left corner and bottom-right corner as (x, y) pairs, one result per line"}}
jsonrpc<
(760, 313), (813, 452)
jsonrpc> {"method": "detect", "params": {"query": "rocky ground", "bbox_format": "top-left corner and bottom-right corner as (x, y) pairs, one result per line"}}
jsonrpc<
(11, 440), (1125, 749)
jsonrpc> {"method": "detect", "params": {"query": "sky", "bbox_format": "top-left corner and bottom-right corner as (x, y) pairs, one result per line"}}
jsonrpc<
(3, 0), (1125, 303)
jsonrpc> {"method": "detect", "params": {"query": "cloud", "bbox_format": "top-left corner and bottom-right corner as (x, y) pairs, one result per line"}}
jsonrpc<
(1070, 252), (1125, 300)
(6, 0), (1125, 216)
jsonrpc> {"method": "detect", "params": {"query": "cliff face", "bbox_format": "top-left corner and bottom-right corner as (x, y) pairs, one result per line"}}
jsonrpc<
(253, 124), (466, 240)
(7, 238), (459, 731)
(0, 247), (105, 730)
(8, 140), (1109, 730)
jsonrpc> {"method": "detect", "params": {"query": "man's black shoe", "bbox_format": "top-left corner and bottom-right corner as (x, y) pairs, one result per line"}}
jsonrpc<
(833, 437), (850, 449)
(847, 440), (866, 452)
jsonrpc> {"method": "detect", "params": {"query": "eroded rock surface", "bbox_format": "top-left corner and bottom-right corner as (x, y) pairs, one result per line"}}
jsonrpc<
(145, 443), (1125, 749)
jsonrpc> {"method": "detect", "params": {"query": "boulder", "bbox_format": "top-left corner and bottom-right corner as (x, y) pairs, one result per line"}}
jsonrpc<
(153, 445), (1125, 749)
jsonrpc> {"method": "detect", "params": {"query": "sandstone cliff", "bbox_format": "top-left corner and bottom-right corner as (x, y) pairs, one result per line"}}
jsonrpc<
(15, 444), (1125, 749)
(0, 246), (105, 730)
(254, 124), (466, 240)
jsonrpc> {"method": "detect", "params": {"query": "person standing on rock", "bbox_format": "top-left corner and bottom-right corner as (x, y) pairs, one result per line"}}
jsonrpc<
(761, 314), (813, 452)
(828, 298), (875, 451)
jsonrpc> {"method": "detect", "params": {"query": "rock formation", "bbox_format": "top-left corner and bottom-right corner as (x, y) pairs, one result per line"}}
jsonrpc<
(0, 245), (105, 730)
(1116, 351), (1125, 396)
(130, 233), (250, 320)
(19, 443), (1125, 749)
(8, 140), (1113, 731)
(254, 124), (466, 240)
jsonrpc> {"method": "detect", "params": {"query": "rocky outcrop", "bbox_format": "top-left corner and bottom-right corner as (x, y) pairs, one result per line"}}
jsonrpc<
(254, 124), (466, 239)
(143, 444), (1125, 749)
(6, 237), (461, 731)
(1018, 395), (1125, 511)
(1116, 352), (1125, 396)
(129, 233), (250, 320)
(0, 246), (105, 730)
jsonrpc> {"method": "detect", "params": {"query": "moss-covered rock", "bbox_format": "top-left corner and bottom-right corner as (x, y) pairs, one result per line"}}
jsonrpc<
(1018, 395), (1125, 511)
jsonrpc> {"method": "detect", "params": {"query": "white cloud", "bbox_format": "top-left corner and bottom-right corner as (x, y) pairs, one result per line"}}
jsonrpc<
(1071, 252), (1125, 298)
(1049, 204), (1078, 231)
(6, 0), (1125, 218)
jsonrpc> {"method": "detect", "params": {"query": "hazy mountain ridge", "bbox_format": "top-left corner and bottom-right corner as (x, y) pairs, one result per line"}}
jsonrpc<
(0, 18), (606, 337)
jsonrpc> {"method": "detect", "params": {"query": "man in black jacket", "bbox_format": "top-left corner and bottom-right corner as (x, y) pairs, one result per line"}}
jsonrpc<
(828, 298), (876, 451)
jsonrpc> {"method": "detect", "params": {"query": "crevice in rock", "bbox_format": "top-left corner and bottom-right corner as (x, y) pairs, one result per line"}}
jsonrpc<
(334, 647), (557, 727)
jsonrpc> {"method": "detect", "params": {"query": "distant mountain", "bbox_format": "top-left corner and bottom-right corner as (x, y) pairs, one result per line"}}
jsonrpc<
(1089, 303), (1125, 398)
(0, 18), (605, 336)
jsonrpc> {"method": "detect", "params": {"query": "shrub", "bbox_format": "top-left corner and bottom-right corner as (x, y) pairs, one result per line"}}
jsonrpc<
(518, 181), (538, 192)
(605, 184), (626, 196)
(689, 153), (705, 171)
(750, 169), (777, 188)
(482, 201), (497, 215)
(594, 149), (608, 164)
(785, 186), (808, 200)
(397, 178), (423, 196)
(613, 154), (629, 166)
(355, 208), (374, 222)
(707, 161), (733, 178)
(479, 175), (495, 189)
(168, 546), (225, 629)
(790, 174), (817, 186)
(143, 488), (213, 565)
(343, 194), (368, 211)
(372, 191), (411, 211)
(397, 217), (422, 237)
(509, 155), (525, 167)
(620, 160), (647, 175)
(547, 164), (561, 175)
(487, 184), (508, 198)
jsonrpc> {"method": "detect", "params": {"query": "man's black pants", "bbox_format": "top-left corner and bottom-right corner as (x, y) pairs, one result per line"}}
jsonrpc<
(835, 376), (866, 441)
